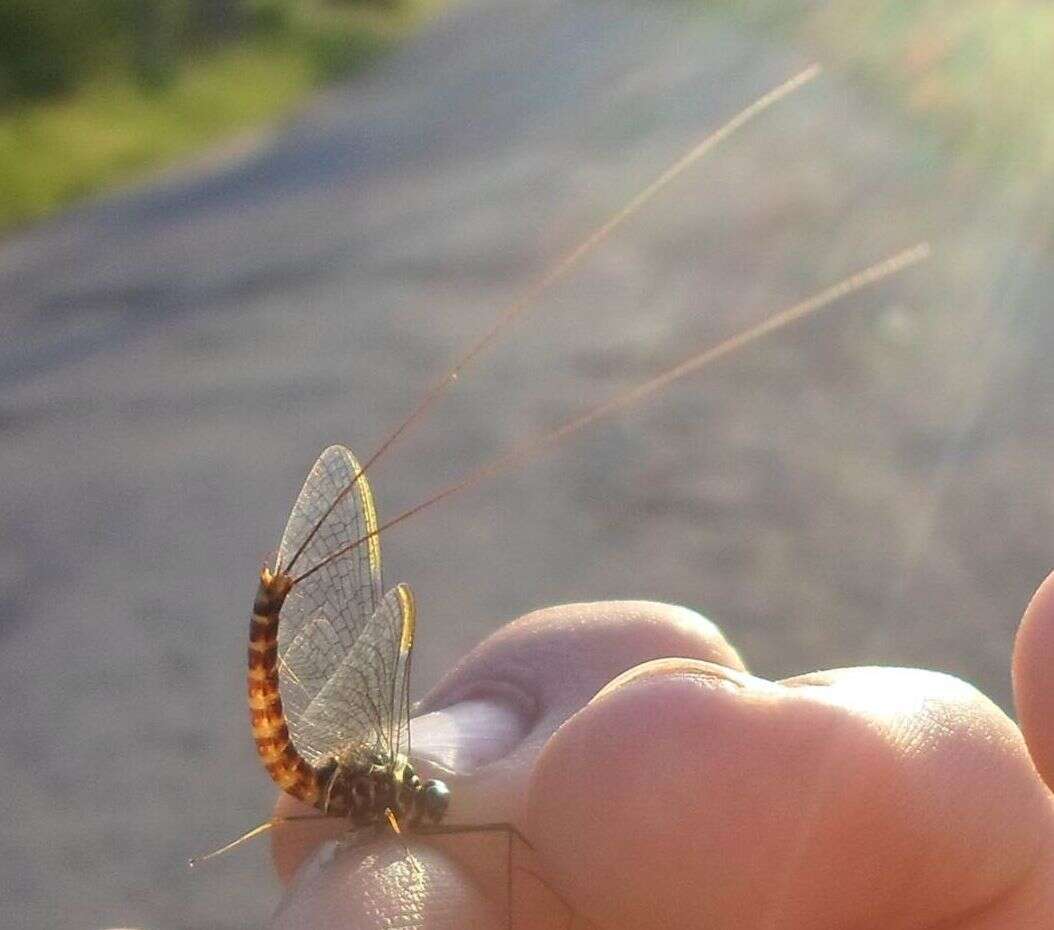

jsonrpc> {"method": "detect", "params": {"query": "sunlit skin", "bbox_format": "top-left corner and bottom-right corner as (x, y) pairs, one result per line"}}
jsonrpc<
(268, 571), (1054, 929)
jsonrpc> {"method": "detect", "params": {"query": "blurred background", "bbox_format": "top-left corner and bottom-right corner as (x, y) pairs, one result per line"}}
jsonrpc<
(1, 0), (1051, 927)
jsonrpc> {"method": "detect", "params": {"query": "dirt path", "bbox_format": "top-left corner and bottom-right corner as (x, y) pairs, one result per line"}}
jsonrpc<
(0, 0), (1049, 927)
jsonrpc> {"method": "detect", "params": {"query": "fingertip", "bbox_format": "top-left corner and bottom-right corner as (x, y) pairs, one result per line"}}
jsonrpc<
(270, 797), (572, 928)
(271, 795), (345, 885)
(1013, 569), (1054, 791)
(269, 838), (500, 930)
(527, 660), (797, 929)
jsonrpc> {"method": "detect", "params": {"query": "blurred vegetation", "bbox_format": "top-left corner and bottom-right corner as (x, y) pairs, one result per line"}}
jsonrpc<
(0, 0), (433, 232)
(713, 0), (1054, 180)
(3, 1), (1050, 234)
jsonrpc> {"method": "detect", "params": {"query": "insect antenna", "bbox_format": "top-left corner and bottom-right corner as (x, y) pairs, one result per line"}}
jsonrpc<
(281, 63), (822, 575)
(293, 242), (931, 586)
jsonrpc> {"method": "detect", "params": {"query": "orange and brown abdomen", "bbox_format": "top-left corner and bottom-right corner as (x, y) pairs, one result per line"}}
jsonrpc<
(248, 567), (321, 806)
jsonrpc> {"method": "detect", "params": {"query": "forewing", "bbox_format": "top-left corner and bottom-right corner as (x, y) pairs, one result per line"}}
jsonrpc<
(275, 445), (383, 760)
(290, 584), (416, 764)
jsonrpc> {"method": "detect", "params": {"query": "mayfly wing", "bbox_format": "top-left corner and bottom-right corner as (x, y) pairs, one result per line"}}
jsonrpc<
(295, 583), (417, 764)
(276, 444), (384, 766)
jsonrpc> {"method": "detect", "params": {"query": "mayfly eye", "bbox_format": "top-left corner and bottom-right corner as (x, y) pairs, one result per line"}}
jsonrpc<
(421, 779), (450, 822)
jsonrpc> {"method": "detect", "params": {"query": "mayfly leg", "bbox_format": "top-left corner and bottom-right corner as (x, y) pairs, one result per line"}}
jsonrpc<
(188, 814), (330, 867)
(416, 820), (576, 930)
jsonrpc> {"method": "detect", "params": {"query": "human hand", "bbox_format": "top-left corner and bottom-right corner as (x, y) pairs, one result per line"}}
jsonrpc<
(267, 572), (1054, 929)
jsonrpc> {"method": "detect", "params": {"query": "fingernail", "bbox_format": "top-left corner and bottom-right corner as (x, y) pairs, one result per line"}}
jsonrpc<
(411, 695), (529, 774)
(593, 658), (755, 701)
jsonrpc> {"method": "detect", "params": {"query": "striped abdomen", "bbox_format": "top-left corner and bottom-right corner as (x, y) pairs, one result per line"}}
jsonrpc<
(248, 567), (321, 806)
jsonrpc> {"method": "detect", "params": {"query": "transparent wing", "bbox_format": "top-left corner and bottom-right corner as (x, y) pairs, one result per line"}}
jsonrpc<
(275, 445), (383, 759)
(288, 583), (416, 765)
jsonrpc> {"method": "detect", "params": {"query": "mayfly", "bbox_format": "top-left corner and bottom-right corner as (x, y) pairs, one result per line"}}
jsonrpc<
(192, 61), (928, 918)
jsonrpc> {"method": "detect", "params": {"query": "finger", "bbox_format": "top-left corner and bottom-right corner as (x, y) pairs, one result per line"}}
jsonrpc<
(422, 599), (744, 728)
(414, 600), (743, 827)
(1014, 568), (1054, 791)
(268, 835), (501, 930)
(529, 660), (1054, 930)
(271, 797), (579, 929)
(271, 796), (346, 885)
(271, 600), (740, 923)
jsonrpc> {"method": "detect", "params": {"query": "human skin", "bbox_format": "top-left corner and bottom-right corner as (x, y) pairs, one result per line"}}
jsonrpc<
(267, 571), (1054, 929)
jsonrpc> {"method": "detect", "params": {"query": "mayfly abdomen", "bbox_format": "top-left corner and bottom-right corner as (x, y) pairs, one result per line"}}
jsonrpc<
(248, 567), (321, 806)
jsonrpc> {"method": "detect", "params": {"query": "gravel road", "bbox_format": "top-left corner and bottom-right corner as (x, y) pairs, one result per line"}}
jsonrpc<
(1, 0), (1050, 927)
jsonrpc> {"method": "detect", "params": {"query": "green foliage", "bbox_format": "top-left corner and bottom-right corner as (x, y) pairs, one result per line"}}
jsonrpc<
(247, 0), (295, 36)
(0, 0), (185, 99)
(290, 2), (408, 81)
(0, 41), (315, 226)
(0, 1), (123, 98)
(128, 1), (189, 91)
(0, 0), (410, 103)
(0, 0), (431, 232)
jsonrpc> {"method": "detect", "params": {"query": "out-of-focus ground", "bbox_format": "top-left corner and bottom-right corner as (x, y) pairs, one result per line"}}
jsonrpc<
(1, 0), (1051, 927)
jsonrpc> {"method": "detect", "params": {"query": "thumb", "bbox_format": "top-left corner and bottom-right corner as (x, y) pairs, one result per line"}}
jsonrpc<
(1013, 569), (1054, 792)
